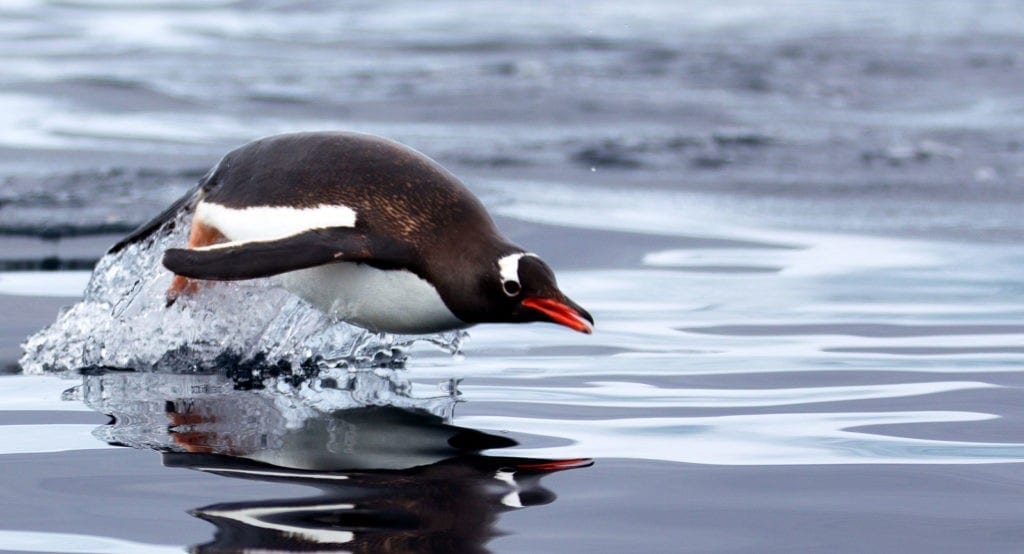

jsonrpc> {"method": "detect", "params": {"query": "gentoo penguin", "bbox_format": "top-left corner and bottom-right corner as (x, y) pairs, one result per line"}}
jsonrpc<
(111, 131), (593, 335)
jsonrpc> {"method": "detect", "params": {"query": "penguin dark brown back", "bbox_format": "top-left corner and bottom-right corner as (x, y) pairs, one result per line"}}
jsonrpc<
(122, 131), (592, 335)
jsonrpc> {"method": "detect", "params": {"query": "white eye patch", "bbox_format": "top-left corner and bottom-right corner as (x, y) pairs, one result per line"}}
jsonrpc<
(497, 252), (536, 295)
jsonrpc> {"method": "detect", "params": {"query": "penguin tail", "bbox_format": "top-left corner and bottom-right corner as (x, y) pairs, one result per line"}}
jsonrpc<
(107, 182), (204, 255)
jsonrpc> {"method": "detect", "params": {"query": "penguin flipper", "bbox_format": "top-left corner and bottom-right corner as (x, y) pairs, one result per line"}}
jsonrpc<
(163, 227), (396, 281)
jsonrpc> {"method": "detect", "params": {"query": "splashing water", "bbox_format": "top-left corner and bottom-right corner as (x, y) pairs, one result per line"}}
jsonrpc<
(78, 368), (461, 459)
(19, 210), (466, 375)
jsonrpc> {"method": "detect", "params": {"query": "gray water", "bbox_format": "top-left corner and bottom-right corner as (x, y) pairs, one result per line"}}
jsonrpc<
(1, 1), (1024, 552)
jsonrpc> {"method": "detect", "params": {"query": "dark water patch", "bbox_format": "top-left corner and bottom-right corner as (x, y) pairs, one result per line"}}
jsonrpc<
(0, 410), (104, 425)
(243, 91), (315, 106)
(0, 448), (224, 546)
(0, 235), (118, 264)
(712, 132), (775, 148)
(396, 35), (619, 55)
(690, 132), (778, 169)
(482, 61), (524, 76)
(0, 167), (201, 238)
(0, 257), (97, 271)
(691, 154), (731, 169)
(623, 45), (682, 76)
(497, 460), (1024, 554)
(685, 323), (1024, 338)
(861, 141), (960, 166)
(665, 264), (782, 273)
(862, 57), (932, 77)
(1, 167), (204, 208)
(683, 51), (779, 93)
(966, 51), (1019, 69)
(452, 154), (534, 168)
(0, 223), (137, 240)
(567, 132), (777, 171)
(570, 141), (645, 169)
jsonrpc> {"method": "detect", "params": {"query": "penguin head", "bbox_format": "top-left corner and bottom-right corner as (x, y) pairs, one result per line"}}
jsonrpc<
(483, 252), (594, 333)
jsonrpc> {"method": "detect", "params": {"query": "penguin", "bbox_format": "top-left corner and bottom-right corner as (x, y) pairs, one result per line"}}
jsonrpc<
(110, 131), (593, 335)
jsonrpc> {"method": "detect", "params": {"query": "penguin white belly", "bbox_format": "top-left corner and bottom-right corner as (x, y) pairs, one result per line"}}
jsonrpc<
(278, 263), (467, 334)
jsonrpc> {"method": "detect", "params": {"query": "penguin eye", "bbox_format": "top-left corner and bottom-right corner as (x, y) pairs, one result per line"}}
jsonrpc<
(502, 280), (521, 297)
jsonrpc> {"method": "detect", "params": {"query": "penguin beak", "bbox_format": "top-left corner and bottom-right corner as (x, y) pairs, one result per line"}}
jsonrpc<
(521, 296), (594, 334)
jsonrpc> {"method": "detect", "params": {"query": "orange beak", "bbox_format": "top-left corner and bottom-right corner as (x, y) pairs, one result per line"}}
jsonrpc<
(521, 297), (593, 334)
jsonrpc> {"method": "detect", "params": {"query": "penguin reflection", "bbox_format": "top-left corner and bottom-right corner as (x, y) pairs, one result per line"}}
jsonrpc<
(169, 450), (586, 553)
(81, 370), (590, 553)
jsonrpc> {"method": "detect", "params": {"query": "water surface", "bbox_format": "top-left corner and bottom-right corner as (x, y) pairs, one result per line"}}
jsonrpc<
(1, 1), (1024, 552)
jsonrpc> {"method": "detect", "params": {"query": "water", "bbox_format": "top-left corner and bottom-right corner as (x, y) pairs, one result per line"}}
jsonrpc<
(2, 1), (1024, 552)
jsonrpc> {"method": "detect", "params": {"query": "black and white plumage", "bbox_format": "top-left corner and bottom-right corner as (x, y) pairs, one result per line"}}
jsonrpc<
(112, 131), (593, 335)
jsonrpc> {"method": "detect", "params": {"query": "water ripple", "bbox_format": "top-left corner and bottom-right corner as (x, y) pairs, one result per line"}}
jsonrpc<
(463, 411), (1024, 465)
(460, 380), (996, 408)
(0, 531), (178, 554)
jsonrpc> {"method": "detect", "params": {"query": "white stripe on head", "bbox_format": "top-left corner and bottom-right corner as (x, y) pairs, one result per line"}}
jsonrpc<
(195, 201), (356, 243)
(497, 252), (535, 284)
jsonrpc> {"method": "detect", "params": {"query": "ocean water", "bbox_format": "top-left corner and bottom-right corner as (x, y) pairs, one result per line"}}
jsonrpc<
(1, 1), (1024, 552)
